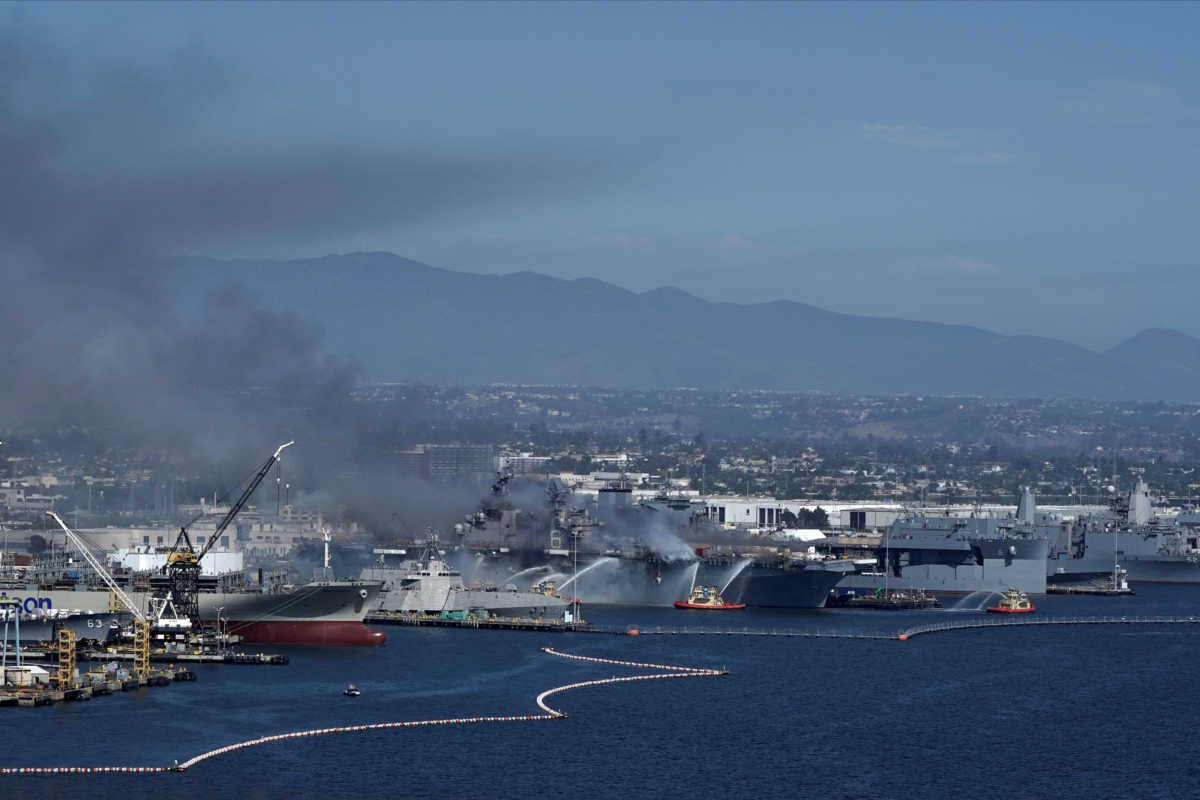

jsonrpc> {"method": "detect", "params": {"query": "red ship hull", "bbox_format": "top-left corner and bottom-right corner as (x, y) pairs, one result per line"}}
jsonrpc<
(986, 606), (1035, 614)
(226, 620), (387, 646)
(673, 601), (746, 610)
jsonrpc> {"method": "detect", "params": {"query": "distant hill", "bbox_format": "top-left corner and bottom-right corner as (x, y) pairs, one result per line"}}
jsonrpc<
(166, 253), (1200, 401)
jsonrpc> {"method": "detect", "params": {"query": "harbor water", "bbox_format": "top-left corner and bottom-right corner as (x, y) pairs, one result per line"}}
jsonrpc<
(5, 584), (1200, 799)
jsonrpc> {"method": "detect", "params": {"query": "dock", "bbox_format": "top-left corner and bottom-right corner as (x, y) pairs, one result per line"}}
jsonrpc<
(77, 650), (289, 665)
(1046, 583), (1135, 596)
(897, 614), (1200, 640)
(366, 610), (592, 633)
(1, 666), (196, 709)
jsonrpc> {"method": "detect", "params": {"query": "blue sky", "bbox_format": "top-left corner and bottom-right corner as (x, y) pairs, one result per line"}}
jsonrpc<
(10, 1), (1199, 348)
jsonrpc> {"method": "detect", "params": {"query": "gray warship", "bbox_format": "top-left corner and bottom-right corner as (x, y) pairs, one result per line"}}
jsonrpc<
(459, 475), (854, 608)
(828, 496), (1051, 595)
(1045, 479), (1200, 584)
(361, 539), (571, 616)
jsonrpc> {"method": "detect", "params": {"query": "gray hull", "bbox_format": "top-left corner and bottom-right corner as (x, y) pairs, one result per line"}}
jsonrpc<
(712, 564), (847, 608)
(1049, 555), (1200, 584)
(1, 611), (124, 644)
(837, 536), (1049, 595)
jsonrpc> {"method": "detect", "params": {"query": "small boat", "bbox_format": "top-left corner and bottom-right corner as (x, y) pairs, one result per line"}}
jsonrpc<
(986, 588), (1035, 614)
(674, 586), (745, 611)
(343, 684), (360, 697)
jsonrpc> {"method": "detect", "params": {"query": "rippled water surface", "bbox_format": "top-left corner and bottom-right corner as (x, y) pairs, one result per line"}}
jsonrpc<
(6, 584), (1200, 799)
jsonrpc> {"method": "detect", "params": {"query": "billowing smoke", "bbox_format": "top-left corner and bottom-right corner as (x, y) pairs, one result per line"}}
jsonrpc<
(0, 28), (602, 527)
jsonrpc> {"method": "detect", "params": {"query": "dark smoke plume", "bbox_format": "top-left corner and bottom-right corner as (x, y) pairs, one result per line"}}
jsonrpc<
(0, 28), (598, 521)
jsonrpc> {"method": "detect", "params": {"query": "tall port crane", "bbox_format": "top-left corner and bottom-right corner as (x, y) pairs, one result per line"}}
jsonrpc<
(46, 511), (146, 624)
(163, 441), (294, 625)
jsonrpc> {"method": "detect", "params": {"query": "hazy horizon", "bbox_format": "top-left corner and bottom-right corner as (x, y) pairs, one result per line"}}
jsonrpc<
(6, 1), (1198, 351)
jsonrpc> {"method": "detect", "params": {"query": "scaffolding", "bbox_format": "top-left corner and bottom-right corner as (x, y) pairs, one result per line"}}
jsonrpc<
(54, 629), (76, 690)
(132, 620), (150, 679)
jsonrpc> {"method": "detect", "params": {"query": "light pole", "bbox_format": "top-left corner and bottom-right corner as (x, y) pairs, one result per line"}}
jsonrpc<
(215, 606), (224, 646)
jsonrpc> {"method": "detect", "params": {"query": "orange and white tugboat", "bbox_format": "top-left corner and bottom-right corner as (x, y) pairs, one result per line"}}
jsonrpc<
(674, 585), (745, 611)
(986, 588), (1035, 614)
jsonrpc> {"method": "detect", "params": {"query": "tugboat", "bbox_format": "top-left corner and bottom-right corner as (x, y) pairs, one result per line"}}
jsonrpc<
(674, 586), (745, 610)
(343, 684), (360, 697)
(986, 588), (1035, 614)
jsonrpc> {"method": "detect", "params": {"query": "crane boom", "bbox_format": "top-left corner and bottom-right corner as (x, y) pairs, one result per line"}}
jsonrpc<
(163, 441), (294, 625)
(46, 511), (146, 623)
(194, 440), (293, 563)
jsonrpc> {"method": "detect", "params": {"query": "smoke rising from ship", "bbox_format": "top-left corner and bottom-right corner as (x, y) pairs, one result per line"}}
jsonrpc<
(0, 28), (602, 527)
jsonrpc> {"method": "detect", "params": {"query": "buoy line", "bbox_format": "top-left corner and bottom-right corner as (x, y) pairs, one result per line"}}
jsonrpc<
(0, 647), (727, 776)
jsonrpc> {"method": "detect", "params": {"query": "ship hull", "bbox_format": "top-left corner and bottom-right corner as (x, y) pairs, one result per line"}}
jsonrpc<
(468, 551), (698, 606)
(0, 581), (385, 646)
(701, 562), (848, 608)
(1049, 555), (1200, 584)
(0, 611), (124, 643)
(223, 620), (385, 646)
(837, 537), (1048, 595)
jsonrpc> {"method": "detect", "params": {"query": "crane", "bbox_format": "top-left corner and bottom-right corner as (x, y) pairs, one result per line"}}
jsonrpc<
(46, 511), (146, 624)
(163, 441), (294, 625)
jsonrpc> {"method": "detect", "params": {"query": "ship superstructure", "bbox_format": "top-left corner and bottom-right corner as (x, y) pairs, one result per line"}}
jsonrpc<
(1046, 479), (1200, 584)
(362, 539), (570, 616)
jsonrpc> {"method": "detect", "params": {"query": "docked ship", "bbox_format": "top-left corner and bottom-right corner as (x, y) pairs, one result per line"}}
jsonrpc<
(361, 541), (570, 617)
(0, 606), (124, 644)
(1, 552), (385, 646)
(1046, 480), (1200, 584)
(829, 513), (1050, 595)
(692, 547), (855, 608)
(455, 477), (700, 606)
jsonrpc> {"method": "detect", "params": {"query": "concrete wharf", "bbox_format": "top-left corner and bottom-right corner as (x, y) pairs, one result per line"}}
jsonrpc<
(1, 667), (196, 709)
(76, 650), (289, 665)
(897, 615), (1200, 640)
(366, 611), (593, 633)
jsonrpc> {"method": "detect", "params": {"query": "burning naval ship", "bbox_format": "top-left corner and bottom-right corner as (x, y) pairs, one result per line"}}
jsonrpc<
(453, 477), (696, 606)
(1045, 479), (1200, 584)
(455, 475), (851, 608)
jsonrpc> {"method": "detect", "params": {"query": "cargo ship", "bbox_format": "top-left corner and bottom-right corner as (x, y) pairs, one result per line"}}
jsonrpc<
(0, 580), (385, 646)
(1, 551), (385, 646)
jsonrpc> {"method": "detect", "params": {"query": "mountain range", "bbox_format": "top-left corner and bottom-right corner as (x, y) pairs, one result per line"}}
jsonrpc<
(168, 252), (1200, 401)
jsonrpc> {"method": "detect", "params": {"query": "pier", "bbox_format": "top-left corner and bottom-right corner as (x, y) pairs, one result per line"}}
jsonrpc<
(897, 615), (1200, 640)
(366, 610), (592, 633)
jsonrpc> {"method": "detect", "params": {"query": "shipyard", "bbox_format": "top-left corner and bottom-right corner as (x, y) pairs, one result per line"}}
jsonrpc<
(5, 2), (1200, 796)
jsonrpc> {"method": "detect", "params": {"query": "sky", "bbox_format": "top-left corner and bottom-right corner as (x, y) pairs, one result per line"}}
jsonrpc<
(7, 1), (1200, 349)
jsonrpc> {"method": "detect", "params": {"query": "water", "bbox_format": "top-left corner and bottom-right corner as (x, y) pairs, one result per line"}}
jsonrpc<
(947, 589), (1003, 612)
(557, 556), (617, 591)
(6, 584), (1200, 799)
(719, 557), (752, 594)
(504, 565), (550, 585)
